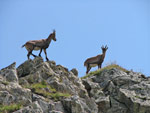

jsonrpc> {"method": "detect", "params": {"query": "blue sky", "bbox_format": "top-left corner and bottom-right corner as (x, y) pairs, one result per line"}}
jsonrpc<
(0, 0), (149, 77)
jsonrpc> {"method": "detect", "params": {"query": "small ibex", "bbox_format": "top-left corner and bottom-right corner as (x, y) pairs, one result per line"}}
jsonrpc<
(22, 30), (56, 61)
(84, 45), (108, 74)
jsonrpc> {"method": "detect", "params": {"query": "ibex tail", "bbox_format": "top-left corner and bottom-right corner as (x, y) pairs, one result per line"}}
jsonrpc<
(21, 44), (25, 48)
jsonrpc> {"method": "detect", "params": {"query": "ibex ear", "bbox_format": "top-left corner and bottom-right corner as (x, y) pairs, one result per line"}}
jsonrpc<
(101, 45), (104, 49)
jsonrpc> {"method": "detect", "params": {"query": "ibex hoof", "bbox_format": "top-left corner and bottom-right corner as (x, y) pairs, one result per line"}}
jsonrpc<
(46, 58), (49, 61)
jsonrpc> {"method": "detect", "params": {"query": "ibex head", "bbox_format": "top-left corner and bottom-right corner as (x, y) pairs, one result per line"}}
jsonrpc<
(52, 29), (56, 41)
(101, 45), (108, 53)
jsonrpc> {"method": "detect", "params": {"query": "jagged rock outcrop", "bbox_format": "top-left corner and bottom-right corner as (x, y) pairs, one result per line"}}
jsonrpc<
(0, 62), (18, 83)
(0, 57), (150, 113)
(82, 68), (150, 113)
(0, 57), (97, 113)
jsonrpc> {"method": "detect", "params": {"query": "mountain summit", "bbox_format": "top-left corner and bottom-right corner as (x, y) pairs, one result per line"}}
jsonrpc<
(0, 57), (150, 113)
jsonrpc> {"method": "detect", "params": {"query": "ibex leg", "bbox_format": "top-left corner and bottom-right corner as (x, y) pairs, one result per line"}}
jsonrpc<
(86, 64), (91, 74)
(98, 64), (102, 69)
(27, 50), (36, 59)
(39, 49), (42, 57)
(31, 53), (37, 57)
(27, 52), (30, 60)
(44, 49), (49, 61)
(27, 51), (32, 59)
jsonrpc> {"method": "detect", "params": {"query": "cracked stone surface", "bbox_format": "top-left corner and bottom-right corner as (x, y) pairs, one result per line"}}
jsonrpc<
(82, 68), (150, 113)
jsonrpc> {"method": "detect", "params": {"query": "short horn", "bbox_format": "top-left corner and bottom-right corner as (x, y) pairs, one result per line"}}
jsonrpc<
(105, 45), (108, 49)
(53, 29), (56, 32)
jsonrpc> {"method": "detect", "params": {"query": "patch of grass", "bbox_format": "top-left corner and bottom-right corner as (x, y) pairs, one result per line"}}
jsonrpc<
(135, 95), (149, 100)
(1, 81), (9, 85)
(105, 64), (129, 73)
(25, 80), (56, 92)
(29, 81), (47, 89)
(27, 75), (35, 84)
(81, 69), (102, 79)
(58, 77), (63, 83)
(50, 92), (71, 100)
(0, 104), (22, 113)
(81, 64), (129, 79)
(35, 89), (71, 101)
(25, 80), (70, 101)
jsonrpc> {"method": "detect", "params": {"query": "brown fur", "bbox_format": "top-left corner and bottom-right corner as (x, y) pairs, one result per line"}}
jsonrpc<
(22, 30), (56, 61)
(84, 45), (108, 74)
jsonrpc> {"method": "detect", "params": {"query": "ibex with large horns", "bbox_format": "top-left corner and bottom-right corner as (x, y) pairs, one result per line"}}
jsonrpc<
(84, 45), (108, 74)
(22, 30), (56, 61)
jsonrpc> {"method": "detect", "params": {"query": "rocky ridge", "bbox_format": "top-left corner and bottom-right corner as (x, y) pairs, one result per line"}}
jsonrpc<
(0, 57), (150, 113)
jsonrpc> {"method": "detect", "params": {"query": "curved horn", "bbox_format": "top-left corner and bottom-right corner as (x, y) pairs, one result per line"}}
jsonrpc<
(53, 29), (56, 32)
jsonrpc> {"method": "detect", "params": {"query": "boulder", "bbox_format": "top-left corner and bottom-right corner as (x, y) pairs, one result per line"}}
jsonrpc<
(14, 101), (43, 113)
(0, 62), (18, 82)
(17, 57), (43, 77)
(70, 68), (78, 76)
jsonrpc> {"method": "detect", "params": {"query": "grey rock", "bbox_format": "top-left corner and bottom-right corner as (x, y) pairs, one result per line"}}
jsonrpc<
(62, 95), (98, 113)
(17, 57), (43, 77)
(37, 99), (50, 113)
(70, 68), (78, 76)
(54, 102), (65, 112)
(17, 59), (34, 77)
(82, 68), (150, 113)
(0, 62), (18, 82)
(1, 57), (150, 113)
(0, 82), (32, 106)
(49, 111), (63, 113)
(14, 101), (43, 113)
(0, 91), (14, 105)
(96, 96), (111, 113)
